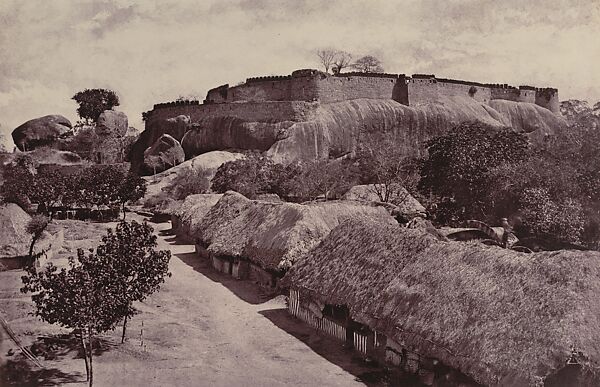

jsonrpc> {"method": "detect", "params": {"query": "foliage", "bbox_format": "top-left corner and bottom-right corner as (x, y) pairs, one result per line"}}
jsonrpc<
(0, 160), (35, 209)
(356, 131), (420, 205)
(165, 167), (211, 200)
(72, 88), (120, 123)
(94, 220), (171, 342)
(419, 121), (529, 224)
(21, 220), (170, 384)
(352, 55), (384, 73)
(288, 159), (357, 201)
(26, 214), (50, 263)
(211, 152), (277, 199)
(21, 250), (125, 385)
(115, 173), (147, 218)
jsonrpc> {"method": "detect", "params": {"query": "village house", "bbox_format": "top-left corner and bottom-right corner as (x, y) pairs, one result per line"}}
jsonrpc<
(193, 191), (395, 288)
(285, 218), (600, 386)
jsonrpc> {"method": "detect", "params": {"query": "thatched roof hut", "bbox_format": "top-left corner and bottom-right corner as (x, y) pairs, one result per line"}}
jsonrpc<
(174, 194), (223, 241)
(287, 218), (600, 386)
(198, 191), (395, 271)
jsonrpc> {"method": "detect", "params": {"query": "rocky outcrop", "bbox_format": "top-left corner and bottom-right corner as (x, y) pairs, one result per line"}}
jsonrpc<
(143, 150), (244, 198)
(95, 110), (128, 137)
(488, 100), (567, 142)
(12, 115), (72, 151)
(136, 97), (568, 166)
(142, 134), (185, 174)
(129, 115), (191, 172)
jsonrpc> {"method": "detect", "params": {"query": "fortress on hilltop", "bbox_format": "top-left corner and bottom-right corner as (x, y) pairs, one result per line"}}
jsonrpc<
(145, 69), (559, 124)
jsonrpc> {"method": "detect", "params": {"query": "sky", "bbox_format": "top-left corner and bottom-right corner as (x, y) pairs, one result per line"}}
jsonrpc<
(1, 0), (599, 149)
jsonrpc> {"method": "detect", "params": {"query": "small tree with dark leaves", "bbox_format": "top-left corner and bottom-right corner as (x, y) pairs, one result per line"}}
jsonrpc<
(72, 89), (120, 124)
(97, 220), (171, 343)
(115, 173), (147, 219)
(21, 250), (124, 386)
(26, 215), (49, 265)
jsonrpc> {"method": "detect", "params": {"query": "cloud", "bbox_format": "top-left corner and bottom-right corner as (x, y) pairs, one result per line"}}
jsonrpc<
(0, 0), (599, 149)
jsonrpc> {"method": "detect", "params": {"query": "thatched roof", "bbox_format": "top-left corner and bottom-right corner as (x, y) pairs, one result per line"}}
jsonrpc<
(287, 218), (600, 386)
(342, 184), (426, 218)
(175, 194), (223, 239)
(198, 191), (395, 271)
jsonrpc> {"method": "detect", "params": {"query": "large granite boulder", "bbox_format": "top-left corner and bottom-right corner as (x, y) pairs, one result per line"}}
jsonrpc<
(96, 110), (128, 137)
(142, 134), (185, 174)
(12, 115), (72, 151)
(129, 115), (191, 172)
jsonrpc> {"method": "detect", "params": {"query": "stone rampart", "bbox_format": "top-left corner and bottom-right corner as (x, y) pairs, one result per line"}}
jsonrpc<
(147, 100), (318, 126)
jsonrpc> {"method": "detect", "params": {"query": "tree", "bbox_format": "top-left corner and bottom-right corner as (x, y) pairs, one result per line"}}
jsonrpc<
(26, 215), (49, 265)
(115, 173), (147, 219)
(211, 153), (277, 199)
(165, 167), (211, 200)
(21, 250), (125, 386)
(356, 131), (419, 205)
(72, 89), (120, 123)
(419, 121), (529, 224)
(290, 159), (356, 201)
(332, 51), (353, 74)
(352, 55), (384, 73)
(0, 158), (35, 209)
(316, 49), (337, 73)
(94, 221), (171, 343)
(29, 170), (69, 217)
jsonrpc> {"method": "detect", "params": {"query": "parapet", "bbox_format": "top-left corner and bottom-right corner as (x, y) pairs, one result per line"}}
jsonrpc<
(335, 71), (400, 79)
(153, 100), (200, 110)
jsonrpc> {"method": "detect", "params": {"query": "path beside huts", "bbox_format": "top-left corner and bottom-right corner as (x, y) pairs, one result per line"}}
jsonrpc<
(1, 214), (380, 387)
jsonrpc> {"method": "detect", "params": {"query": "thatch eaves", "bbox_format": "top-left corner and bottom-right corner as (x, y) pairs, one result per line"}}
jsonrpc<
(197, 191), (396, 271)
(288, 218), (600, 386)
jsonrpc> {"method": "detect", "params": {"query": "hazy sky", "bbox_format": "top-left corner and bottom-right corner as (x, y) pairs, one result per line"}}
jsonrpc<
(1, 0), (599, 148)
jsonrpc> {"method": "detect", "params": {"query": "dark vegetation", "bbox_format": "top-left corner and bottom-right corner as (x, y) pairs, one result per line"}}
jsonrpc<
(72, 88), (120, 124)
(20, 220), (171, 386)
(0, 159), (146, 219)
(209, 121), (600, 250)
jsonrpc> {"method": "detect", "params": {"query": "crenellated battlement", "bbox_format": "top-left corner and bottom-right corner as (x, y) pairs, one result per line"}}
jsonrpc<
(150, 69), (560, 119)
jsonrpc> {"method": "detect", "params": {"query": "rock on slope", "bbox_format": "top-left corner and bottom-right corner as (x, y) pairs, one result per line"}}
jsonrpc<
(12, 115), (72, 151)
(143, 150), (244, 199)
(135, 96), (567, 165)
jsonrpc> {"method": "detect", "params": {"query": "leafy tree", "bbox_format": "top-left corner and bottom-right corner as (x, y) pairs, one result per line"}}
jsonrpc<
(352, 55), (384, 73)
(0, 160), (35, 209)
(356, 131), (420, 205)
(165, 167), (211, 200)
(26, 215), (49, 265)
(21, 250), (125, 386)
(29, 170), (69, 217)
(94, 220), (171, 343)
(290, 159), (356, 201)
(115, 173), (147, 219)
(419, 121), (529, 224)
(72, 89), (120, 123)
(211, 153), (277, 199)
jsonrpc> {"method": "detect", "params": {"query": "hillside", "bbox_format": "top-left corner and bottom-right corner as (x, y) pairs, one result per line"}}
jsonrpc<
(139, 96), (566, 165)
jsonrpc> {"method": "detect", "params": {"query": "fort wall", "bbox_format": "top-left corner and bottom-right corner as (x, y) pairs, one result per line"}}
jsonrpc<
(147, 100), (318, 126)
(149, 70), (560, 132)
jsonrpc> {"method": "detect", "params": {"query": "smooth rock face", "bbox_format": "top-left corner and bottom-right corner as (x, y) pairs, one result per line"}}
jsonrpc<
(142, 134), (185, 174)
(129, 115), (191, 171)
(96, 110), (128, 137)
(143, 150), (245, 198)
(11, 115), (72, 151)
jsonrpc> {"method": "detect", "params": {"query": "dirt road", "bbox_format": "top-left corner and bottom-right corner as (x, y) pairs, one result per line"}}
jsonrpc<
(94, 217), (368, 386)
(1, 216), (384, 386)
